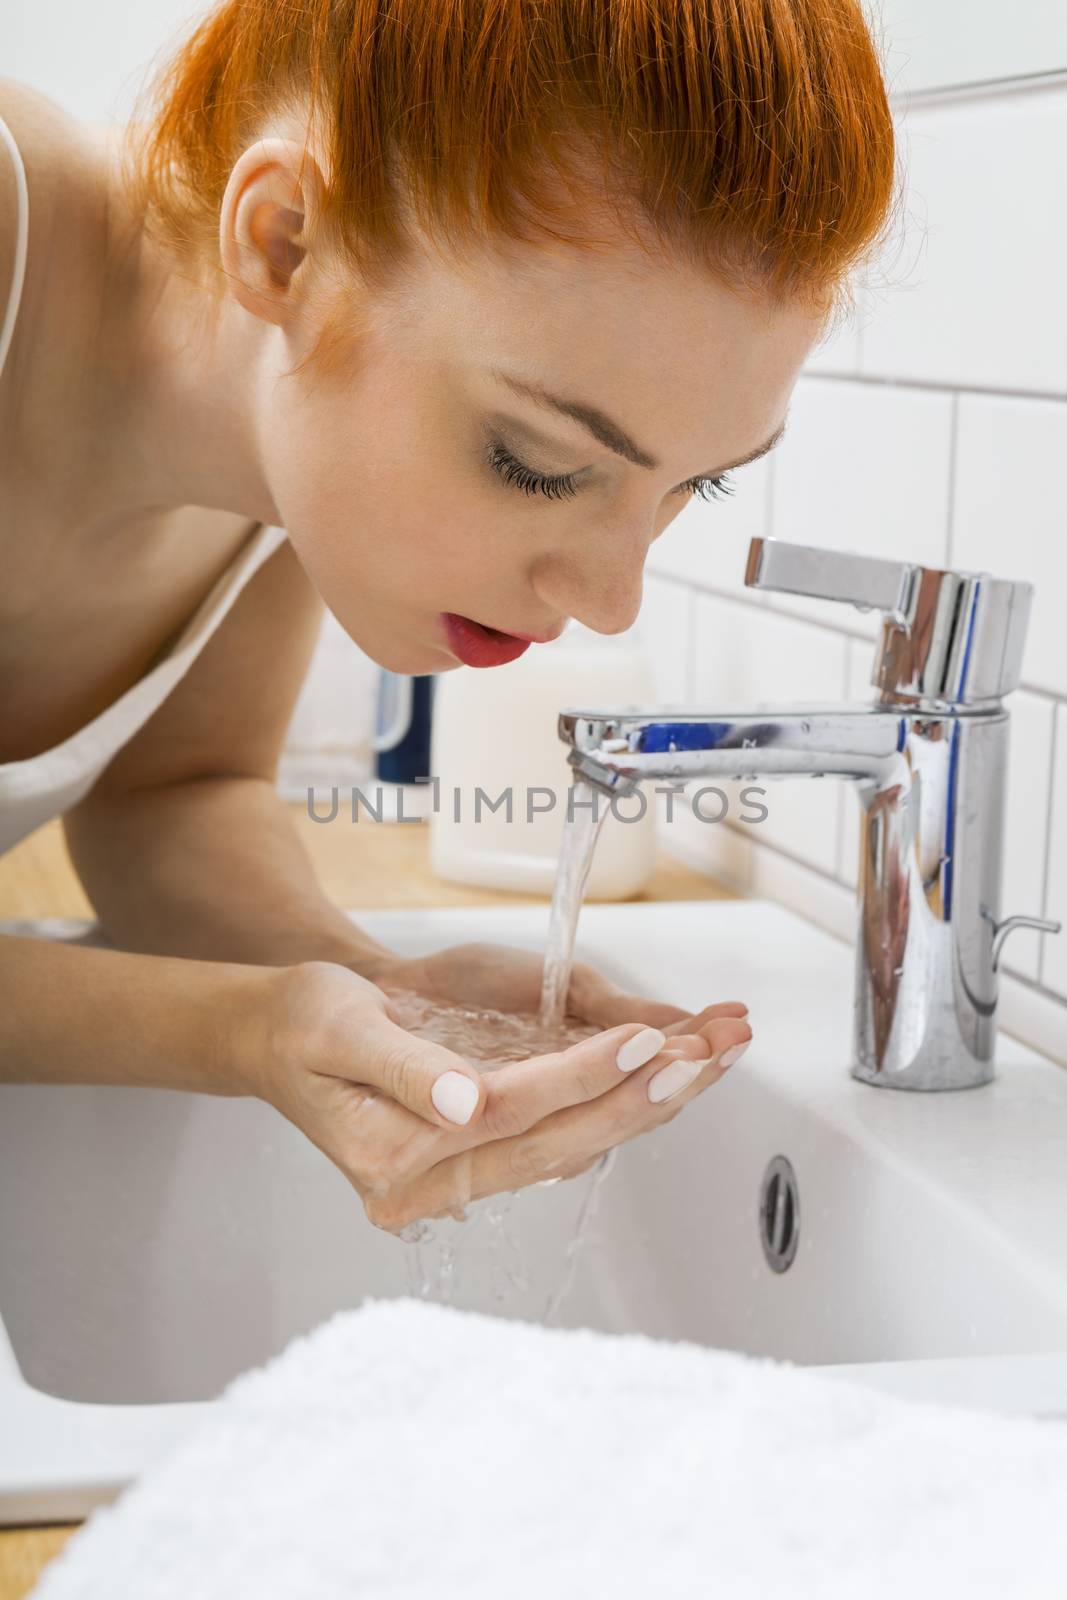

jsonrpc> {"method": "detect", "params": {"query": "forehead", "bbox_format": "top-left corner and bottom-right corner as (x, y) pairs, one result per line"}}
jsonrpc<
(388, 209), (822, 364)
(381, 232), (824, 466)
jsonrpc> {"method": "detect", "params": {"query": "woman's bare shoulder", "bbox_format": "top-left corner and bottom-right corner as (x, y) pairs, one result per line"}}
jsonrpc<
(0, 80), (117, 480)
(0, 79), (107, 329)
(0, 78), (94, 237)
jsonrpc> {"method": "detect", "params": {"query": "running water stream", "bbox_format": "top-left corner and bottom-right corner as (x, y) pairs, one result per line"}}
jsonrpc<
(537, 777), (610, 1031)
(386, 777), (621, 1323)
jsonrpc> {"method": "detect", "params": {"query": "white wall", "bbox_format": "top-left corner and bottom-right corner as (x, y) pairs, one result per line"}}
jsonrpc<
(1, 0), (213, 127)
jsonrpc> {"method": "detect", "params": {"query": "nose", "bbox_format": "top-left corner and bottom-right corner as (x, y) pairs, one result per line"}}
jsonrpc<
(532, 531), (647, 637)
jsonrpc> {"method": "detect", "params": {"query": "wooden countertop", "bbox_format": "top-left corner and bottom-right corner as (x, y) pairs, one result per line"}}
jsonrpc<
(0, 808), (732, 1596)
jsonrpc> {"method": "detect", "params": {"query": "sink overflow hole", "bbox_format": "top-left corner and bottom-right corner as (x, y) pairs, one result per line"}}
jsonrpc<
(759, 1155), (800, 1273)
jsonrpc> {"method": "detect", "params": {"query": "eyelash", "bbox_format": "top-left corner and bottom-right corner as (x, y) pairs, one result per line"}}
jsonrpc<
(483, 439), (735, 504)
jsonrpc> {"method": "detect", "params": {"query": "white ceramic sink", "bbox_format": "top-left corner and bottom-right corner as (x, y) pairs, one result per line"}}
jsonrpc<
(3, 899), (1067, 1524)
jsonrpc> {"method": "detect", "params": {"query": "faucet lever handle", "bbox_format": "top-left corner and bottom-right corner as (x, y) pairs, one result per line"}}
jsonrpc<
(744, 537), (914, 620)
(744, 537), (1033, 707)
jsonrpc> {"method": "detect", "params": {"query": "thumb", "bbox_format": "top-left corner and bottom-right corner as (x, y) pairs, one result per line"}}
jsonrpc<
(358, 1010), (487, 1130)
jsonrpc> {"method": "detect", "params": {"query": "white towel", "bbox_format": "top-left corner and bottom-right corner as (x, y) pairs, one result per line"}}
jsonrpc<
(30, 1296), (1067, 1600)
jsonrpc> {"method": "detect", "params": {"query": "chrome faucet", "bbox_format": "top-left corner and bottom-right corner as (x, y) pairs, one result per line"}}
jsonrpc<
(558, 537), (1061, 1090)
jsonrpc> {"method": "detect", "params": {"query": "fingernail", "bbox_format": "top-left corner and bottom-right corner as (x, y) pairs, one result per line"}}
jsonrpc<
(648, 1057), (703, 1104)
(616, 1027), (666, 1073)
(431, 1070), (480, 1125)
(719, 1040), (751, 1069)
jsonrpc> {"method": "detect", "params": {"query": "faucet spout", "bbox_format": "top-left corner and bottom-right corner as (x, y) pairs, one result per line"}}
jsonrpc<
(559, 704), (905, 797)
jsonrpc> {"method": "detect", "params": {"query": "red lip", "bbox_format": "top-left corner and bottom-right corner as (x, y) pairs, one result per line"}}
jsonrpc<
(440, 613), (534, 668)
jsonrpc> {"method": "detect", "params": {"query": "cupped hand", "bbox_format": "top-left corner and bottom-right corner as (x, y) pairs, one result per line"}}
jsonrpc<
(373, 939), (749, 1037)
(251, 955), (752, 1234)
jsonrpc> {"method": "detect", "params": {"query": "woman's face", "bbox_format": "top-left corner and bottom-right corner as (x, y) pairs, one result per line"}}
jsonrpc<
(255, 229), (824, 674)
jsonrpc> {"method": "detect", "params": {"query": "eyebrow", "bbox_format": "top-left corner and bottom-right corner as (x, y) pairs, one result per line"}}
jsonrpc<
(487, 366), (787, 482)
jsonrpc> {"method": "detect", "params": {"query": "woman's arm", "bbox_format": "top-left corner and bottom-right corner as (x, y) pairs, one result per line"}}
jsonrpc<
(65, 769), (397, 975)
(62, 533), (396, 979)
(0, 934), (270, 1089)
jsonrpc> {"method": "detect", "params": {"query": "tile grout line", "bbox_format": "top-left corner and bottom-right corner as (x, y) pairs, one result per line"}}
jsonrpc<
(800, 369), (1067, 405)
(890, 68), (1067, 112)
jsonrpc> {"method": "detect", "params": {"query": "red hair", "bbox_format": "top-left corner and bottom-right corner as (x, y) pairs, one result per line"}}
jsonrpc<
(123, 0), (895, 354)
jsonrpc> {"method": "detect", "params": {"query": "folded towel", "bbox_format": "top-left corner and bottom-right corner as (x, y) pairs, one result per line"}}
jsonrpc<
(31, 1296), (1067, 1600)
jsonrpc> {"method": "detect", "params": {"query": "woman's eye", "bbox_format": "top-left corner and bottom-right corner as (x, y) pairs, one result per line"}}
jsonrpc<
(484, 439), (581, 500)
(680, 472), (735, 503)
(484, 437), (734, 505)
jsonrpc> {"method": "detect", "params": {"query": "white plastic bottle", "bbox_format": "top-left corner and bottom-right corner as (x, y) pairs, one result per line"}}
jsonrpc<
(429, 620), (656, 898)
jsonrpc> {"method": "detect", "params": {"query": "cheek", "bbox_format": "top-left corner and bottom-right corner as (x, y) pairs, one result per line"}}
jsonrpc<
(260, 395), (508, 625)
(259, 366), (544, 657)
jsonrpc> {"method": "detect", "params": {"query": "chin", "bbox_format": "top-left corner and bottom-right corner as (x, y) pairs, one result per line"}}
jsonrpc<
(365, 638), (458, 674)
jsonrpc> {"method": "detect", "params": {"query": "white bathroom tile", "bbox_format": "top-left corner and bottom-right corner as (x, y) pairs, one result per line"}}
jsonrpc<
(645, 456), (771, 603)
(952, 394), (1067, 700)
(802, 305), (862, 377)
(749, 849), (856, 948)
(873, 0), (1067, 96)
(635, 576), (693, 705)
(763, 378), (953, 639)
(1043, 705), (1067, 1001)
(999, 691), (1056, 982)
(860, 93), (1067, 393)
(691, 593), (849, 709)
(689, 595), (849, 875)
(999, 971), (1067, 1069)
(657, 799), (755, 897)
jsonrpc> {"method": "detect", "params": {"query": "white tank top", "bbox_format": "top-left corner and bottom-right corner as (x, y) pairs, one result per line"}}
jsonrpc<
(0, 112), (290, 857)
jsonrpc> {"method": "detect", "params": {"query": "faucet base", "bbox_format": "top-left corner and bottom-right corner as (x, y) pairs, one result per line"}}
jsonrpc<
(849, 1059), (995, 1092)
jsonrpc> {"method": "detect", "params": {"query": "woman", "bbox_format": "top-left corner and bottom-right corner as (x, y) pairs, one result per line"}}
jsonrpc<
(0, 0), (894, 1231)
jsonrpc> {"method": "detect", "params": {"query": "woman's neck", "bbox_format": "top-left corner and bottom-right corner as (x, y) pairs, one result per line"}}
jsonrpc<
(3, 116), (283, 533)
(92, 124), (283, 526)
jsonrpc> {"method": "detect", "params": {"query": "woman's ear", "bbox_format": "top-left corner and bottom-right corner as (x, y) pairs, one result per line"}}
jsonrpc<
(219, 138), (328, 327)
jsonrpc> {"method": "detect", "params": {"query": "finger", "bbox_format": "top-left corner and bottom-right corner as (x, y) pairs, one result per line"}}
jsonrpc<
(362, 1019), (683, 1181)
(325, 1007), (489, 1132)
(483, 1028), (750, 1180)
(662, 1001), (750, 1037)
(385, 1028), (751, 1228)
(473, 1012), (751, 1145)
(565, 963), (748, 1032)
(594, 998), (750, 1032)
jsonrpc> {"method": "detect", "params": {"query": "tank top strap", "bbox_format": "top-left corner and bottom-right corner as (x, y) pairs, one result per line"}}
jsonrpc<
(0, 522), (290, 857)
(0, 112), (30, 386)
